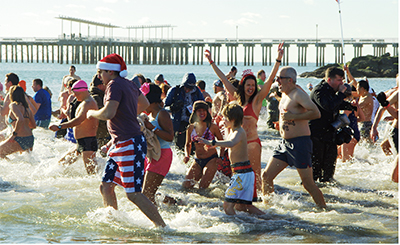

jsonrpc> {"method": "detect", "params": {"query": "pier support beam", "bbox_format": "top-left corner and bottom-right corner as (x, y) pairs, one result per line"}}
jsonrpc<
(208, 44), (221, 65)
(282, 43), (290, 66)
(261, 43), (272, 66)
(243, 43), (255, 66)
(297, 43), (308, 66)
(393, 43), (398, 57)
(334, 43), (343, 64)
(353, 43), (363, 58)
(226, 43), (238, 66)
(373, 43), (387, 56)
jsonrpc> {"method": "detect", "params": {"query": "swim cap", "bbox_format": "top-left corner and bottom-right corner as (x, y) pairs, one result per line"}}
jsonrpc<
(19, 80), (26, 92)
(71, 80), (88, 92)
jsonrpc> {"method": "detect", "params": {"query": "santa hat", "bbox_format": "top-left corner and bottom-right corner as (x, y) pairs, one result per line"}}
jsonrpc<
(96, 53), (128, 77)
(240, 69), (256, 85)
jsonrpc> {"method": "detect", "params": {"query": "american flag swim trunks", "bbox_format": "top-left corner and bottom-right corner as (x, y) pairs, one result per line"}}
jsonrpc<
(102, 134), (147, 193)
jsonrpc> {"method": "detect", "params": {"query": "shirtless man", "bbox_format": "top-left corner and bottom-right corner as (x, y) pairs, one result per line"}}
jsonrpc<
(357, 80), (374, 143)
(49, 80), (99, 175)
(371, 83), (398, 182)
(61, 66), (81, 92)
(261, 66), (326, 208)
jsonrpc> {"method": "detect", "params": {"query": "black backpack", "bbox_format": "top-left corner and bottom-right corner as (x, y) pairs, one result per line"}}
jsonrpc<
(169, 85), (184, 113)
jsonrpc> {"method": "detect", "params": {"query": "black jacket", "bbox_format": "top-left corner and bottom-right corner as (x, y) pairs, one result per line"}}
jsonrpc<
(309, 80), (355, 141)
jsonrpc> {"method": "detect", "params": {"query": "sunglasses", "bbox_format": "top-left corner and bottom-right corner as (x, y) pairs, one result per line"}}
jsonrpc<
(276, 76), (291, 80)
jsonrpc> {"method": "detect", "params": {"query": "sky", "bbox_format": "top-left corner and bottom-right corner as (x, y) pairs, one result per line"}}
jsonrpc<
(0, 0), (398, 63)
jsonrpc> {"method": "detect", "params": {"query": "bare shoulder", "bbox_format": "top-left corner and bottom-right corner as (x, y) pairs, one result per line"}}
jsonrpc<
(9, 102), (17, 109)
(293, 86), (310, 101)
(187, 124), (195, 132)
(159, 109), (171, 119)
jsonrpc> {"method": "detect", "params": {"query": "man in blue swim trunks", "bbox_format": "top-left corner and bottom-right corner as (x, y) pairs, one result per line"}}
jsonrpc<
(261, 66), (327, 208)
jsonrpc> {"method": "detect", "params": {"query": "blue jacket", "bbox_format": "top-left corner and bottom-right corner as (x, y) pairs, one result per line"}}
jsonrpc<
(164, 85), (204, 132)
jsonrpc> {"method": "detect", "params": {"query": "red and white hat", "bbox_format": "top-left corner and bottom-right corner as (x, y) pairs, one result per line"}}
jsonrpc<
(96, 53), (128, 77)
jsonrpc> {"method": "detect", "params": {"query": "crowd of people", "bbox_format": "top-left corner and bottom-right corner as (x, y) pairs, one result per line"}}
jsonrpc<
(0, 45), (397, 226)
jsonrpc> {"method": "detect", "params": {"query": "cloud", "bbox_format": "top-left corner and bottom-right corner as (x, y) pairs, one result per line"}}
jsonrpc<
(304, 0), (314, 5)
(223, 12), (260, 26)
(137, 17), (152, 25)
(95, 7), (115, 14)
(241, 12), (261, 19)
(65, 4), (86, 9)
(279, 15), (290, 19)
(103, 0), (119, 3)
(22, 12), (40, 18)
(224, 17), (258, 26)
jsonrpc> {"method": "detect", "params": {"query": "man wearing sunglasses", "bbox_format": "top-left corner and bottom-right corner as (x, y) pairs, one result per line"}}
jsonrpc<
(262, 67), (326, 208)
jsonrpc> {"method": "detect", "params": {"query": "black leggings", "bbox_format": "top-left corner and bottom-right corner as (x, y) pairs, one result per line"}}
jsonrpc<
(174, 121), (189, 151)
(311, 137), (338, 182)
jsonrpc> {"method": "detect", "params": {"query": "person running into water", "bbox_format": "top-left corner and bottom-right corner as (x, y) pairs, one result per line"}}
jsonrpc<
(199, 102), (265, 215)
(0, 86), (36, 158)
(87, 53), (166, 227)
(49, 80), (99, 175)
(205, 43), (284, 195)
(261, 67), (326, 209)
(182, 101), (224, 190)
(140, 83), (176, 205)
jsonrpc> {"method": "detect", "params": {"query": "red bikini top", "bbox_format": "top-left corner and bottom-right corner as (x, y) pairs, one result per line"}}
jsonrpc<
(243, 101), (258, 121)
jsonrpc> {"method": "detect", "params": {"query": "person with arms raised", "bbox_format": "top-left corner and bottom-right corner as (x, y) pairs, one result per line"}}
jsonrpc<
(205, 43), (284, 196)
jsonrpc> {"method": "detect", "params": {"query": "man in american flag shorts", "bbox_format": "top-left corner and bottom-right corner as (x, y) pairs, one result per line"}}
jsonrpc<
(87, 53), (166, 227)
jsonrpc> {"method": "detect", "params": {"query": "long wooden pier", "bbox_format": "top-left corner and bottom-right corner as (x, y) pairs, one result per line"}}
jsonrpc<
(0, 37), (397, 66)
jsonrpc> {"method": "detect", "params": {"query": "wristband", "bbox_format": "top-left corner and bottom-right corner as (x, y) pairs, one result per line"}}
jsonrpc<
(12, 131), (17, 136)
(276, 59), (281, 63)
(212, 139), (216, 146)
(209, 61), (215, 65)
(384, 103), (391, 109)
(58, 125), (62, 130)
(152, 127), (158, 132)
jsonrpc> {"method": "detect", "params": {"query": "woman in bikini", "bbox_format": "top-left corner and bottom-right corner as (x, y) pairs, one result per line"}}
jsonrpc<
(205, 42), (284, 193)
(0, 85), (36, 158)
(183, 101), (224, 190)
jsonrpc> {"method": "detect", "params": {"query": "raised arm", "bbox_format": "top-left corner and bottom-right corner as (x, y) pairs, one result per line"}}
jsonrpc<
(205, 50), (237, 97)
(371, 90), (398, 141)
(344, 65), (357, 88)
(255, 42), (284, 105)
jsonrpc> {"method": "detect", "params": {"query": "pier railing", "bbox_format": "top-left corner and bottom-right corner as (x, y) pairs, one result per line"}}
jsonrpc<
(0, 37), (397, 66)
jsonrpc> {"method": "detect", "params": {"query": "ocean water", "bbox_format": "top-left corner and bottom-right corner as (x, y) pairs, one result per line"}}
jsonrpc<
(0, 62), (398, 243)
